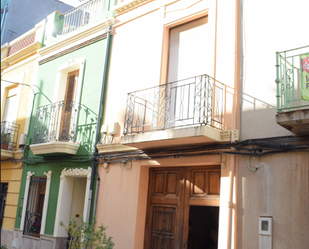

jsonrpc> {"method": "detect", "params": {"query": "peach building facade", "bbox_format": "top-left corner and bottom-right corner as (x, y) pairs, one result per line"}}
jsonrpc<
(95, 0), (309, 249)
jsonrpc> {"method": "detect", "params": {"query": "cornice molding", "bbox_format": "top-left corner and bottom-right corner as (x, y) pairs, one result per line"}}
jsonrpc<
(113, 0), (154, 15)
(2, 53), (39, 74)
(38, 18), (115, 58)
(1, 42), (41, 70)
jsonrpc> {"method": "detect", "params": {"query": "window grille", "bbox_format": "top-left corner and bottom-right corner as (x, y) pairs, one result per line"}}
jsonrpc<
(23, 177), (47, 237)
(0, 183), (8, 229)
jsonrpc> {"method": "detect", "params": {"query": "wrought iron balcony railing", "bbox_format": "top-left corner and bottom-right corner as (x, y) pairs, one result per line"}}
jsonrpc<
(1, 121), (20, 151)
(33, 100), (97, 151)
(123, 74), (226, 135)
(275, 45), (309, 113)
(59, 0), (105, 35)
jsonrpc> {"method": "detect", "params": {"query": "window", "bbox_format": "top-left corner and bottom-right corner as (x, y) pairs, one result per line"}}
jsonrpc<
(0, 183), (8, 229)
(2, 86), (18, 123)
(23, 177), (47, 237)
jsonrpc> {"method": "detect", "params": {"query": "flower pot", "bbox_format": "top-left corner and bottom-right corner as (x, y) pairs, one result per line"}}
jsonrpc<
(1, 143), (9, 150)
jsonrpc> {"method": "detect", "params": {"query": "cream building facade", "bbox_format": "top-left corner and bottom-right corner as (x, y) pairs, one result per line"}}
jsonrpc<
(1, 20), (45, 246)
(95, 0), (309, 249)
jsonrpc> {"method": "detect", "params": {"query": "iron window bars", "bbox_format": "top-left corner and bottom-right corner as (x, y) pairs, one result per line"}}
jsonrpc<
(1, 121), (20, 151)
(23, 177), (47, 237)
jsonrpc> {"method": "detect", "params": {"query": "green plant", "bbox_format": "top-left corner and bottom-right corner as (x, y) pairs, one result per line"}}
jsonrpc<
(1, 245), (8, 249)
(1, 133), (11, 143)
(60, 217), (114, 249)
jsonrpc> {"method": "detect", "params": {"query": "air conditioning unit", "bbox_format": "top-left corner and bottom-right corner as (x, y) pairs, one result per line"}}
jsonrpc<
(19, 134), (27, 150)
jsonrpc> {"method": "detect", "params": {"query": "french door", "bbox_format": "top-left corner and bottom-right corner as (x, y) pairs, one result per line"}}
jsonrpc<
(144, 166), (220, 249)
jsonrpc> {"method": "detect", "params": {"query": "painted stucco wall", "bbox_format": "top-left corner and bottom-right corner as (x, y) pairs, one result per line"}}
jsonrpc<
(105, 0), (236, 142)
(15, 36), (110, 236)
(240, 0), (309, 106)
(96, 154), (236, 249)
(237, 0), (309, 248)
(1, 56), (37, 233)
(237, 152), (309, 249)
(27, 37), (109, 156)
(14, 161), (92, 236)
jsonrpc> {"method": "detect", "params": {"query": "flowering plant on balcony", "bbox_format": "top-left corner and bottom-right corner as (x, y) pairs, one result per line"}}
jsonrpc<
(1, 133), (11, 150)
(30, 221), (41, 234)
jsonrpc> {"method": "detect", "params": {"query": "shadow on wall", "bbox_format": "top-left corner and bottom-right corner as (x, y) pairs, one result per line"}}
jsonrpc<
(241, 107), (293, 140)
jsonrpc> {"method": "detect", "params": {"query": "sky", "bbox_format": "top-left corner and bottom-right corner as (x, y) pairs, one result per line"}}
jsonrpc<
(59, 0), (84, 7)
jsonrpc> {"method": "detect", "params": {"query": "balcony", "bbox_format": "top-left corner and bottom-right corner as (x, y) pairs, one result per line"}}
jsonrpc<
(1, 121), (20, 159)
(30, 100), (97, 155)
(275, 46), (309, 135)
(120, 74), (233, 150)
(57, 0), (105, 36)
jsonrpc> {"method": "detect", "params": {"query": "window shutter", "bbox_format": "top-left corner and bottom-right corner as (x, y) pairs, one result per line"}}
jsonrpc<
(168, 16), (210, 83)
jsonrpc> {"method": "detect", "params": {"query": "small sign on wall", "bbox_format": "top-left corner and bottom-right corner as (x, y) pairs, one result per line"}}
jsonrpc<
(301, 53), (309, 101)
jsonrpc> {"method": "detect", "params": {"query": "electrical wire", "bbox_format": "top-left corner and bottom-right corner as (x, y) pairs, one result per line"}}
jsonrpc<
(93, 135), (309, 164)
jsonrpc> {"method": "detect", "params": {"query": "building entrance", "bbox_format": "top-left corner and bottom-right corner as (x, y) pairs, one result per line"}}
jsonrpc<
(144, 166), (220, 249)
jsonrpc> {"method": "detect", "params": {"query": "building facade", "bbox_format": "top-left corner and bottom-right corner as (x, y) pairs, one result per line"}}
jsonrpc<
(95, 0), (309, 249)
(1, 19), (46, 247)
(6, 1), (115, 248)
(1, 0), (308, 249)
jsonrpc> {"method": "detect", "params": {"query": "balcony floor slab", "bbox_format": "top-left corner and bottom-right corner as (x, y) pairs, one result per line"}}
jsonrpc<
(121, 126), (231, 150)
(276, 109), (309, 135)
(1, 149), (14, 159)
(30, 141), (80, 155)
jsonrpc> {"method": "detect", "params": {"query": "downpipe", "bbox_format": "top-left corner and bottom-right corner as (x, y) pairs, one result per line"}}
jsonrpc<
(86, 26), (112, 224)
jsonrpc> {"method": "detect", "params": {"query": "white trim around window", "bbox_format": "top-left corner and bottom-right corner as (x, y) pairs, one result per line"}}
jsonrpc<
(53, 58), (85, 104)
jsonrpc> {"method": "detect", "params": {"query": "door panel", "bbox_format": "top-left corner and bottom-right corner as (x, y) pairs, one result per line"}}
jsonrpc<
(145, 166), (220, 249)
(145, 168), (184, 249)
(150, 206), (176, 249)
(188, 167), (221, 198)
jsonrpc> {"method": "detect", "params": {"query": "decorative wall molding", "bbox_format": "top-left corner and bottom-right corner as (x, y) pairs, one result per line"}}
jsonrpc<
(20, 172), (35, 230)
(61, 167), (92, 179)
(38, 34), (105, 65)
(53, 57), (85, 104)
(26, 171), (35, 180)
(113, 0), (155, 15)
(40, 171), (52, 235)
(43, 170), (52, 180)
(54, 167), (92, 237)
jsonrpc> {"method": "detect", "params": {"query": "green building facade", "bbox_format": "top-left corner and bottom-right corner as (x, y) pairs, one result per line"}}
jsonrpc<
(12, 1), (114, 248)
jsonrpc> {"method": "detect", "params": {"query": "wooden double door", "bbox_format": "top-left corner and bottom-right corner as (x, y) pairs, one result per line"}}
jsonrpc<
(144, 166), (220, 249)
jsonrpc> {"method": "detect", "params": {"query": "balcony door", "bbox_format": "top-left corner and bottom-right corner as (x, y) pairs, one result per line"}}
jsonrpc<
(167, 16), (211, 128)
(59, 70), (79, 141)
(144, 166), (220, 249)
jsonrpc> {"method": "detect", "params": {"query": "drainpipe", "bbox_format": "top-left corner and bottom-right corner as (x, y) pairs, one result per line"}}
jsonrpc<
(226, 157), (235, 249)
(226, 0), (241, 248)
(87, 26), (112, 223)
(93, 168), (100, 218)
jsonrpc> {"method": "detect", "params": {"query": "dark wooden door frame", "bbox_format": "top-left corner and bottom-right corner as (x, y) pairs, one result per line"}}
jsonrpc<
(144, 166), (221, 249)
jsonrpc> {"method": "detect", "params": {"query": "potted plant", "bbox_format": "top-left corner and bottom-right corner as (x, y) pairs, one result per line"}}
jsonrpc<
(1, 133), (11, 150)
